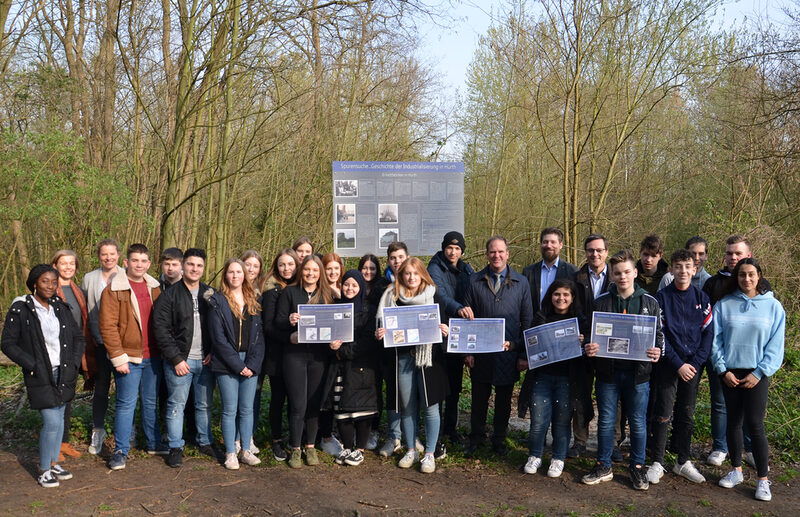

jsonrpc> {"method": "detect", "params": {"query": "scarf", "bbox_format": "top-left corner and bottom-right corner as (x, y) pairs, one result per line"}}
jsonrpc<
(377, 284), (436, 368)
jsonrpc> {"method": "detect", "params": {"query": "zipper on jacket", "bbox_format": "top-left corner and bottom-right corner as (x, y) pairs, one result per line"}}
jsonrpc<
(238, 318), (243, 351)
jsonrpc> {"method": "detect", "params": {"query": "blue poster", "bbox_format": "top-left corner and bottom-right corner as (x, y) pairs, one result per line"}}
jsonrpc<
(523, 318), (583, 369)
(298, 303), (354, 343)
(590, 311), (657, 361)
(447, 318), (505, 353)
(381, 304), (442, 347)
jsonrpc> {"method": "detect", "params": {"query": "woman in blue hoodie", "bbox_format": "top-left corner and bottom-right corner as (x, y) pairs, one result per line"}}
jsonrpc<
(711, 258), (784, 502)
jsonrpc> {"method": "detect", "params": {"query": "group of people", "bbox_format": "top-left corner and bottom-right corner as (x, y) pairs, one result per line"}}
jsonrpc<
(0, 230), (785, 503)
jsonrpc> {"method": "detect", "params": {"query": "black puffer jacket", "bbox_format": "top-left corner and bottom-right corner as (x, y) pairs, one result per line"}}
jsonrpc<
(261, 277), (292, 377)
(1, 295), (84, 409)
(322, 304), (378, 412)
(152, 281), (213, 365)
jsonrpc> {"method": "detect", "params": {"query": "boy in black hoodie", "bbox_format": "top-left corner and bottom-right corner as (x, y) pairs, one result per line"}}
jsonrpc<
(582, 250), (664, 491)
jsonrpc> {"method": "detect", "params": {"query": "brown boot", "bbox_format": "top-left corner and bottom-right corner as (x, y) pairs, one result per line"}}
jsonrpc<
(61, 442), (81, 458)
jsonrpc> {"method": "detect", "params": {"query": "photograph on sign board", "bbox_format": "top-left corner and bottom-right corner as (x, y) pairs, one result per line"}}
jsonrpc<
(335, 204), (356, 224)
(336, 229), (356, 249)
(334, 180), (358, 197)
(379, 228), (399, 248)
(378, 203), (399, 223)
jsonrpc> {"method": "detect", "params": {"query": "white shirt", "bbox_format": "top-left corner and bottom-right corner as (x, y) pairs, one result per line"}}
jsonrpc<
(33, 297), (61, 369)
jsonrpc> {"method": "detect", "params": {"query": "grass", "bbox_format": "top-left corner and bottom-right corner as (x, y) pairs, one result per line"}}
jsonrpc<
(28, 501), (43, 514)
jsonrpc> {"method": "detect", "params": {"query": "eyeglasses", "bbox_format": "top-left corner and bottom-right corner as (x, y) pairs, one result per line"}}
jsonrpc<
(585, 248), (606, 255)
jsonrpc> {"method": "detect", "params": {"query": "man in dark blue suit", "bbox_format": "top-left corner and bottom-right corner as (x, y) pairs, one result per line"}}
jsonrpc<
(518, 228), (578, 418)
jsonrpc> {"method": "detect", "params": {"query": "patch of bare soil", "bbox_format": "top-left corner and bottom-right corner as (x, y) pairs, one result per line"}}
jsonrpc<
(0, 441), (798, 517)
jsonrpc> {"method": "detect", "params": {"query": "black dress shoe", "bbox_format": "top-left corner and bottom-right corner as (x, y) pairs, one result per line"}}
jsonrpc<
(463, 442), (481, 458)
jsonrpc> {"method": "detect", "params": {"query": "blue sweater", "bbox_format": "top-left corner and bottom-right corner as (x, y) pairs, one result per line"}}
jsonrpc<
(654, 283), (712, 372)
(711, 290), (785, 379)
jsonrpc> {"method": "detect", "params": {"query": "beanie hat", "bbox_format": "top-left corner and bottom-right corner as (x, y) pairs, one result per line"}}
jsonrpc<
(442, 231), (466, 252)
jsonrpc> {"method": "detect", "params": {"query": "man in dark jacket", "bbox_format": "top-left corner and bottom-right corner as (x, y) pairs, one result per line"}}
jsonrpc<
(427, 231), (474, 448)
(518, 227), (578, 417)
(153, 248), (216, 467)
(158, 247), (184, 292)
(570, 233), (610, 457)
(582, 249), (664, 491)
(635, 234), (668, 296)
(462, 236), (534, 456)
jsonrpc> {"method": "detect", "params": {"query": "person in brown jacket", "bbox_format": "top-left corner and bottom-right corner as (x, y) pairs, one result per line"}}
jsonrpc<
(99, 243), (163, 470)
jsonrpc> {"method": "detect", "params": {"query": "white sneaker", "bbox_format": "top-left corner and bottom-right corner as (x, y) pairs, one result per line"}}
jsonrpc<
(365, 431), (379, 450)
(50, 464), (73, 481)
(240, 449), (261, 466)
(706, 450), (727, 466)
(755, 479), (772, 501)
(89, 428), (106, 455)
(647, 462), (665, 484)
(398, 449), (418, 468)
(322, 436), (343, 456)
(547, 459), (564, 478)
(379, 438), (401, 457)
(673, 460), (705, 483)
(420, 453), (436, 473)
(224, 452), (240, 470)
(415, 438), (425, 454)
(719, 469), (744, 488)
(524, 455), (542, 474)
(249, 438), (260, 455)
(235, 440), (242, 454)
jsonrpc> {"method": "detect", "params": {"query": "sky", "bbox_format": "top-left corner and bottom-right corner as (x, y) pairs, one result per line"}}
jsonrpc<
(415, 0), (792, 157)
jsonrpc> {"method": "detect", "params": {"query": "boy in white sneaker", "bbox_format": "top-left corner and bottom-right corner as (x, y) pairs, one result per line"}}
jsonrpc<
(648, 249), (713, 484)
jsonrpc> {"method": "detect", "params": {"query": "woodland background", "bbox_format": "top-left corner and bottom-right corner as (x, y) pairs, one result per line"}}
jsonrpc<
(0, 0), (797, 314)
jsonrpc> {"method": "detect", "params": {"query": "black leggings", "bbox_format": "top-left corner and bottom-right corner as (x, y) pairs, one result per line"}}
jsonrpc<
(283, 346), (327, 448)
(338, 416), (373, 450)
(92, 346), (113, 429)
(268, 374), (288, 442)
(723, 370), (770, 477)
(650, 366), (701, 464)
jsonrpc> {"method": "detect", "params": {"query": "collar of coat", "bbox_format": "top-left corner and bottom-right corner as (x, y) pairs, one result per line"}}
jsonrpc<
(110, 271), (160, 291)
(476, 265), (523, 286)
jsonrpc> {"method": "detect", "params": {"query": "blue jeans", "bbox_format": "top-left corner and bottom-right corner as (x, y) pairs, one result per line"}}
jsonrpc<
(397, 353), (440, 454)
(705, 359), (728, 453)
(39, 368), (65, 471)
(113, 357), (163, 455)
(163, 359), (214, 448)
(528, 373), (571, 460)
(596, 370), (649, 468)
(217, 353), (258, 454)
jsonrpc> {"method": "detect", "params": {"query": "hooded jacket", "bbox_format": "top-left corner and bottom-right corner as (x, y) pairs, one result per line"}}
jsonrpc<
(1, 295), (85, 409)
(710, 290), (785, 379)
(207, 291), (264, 375)
(591, 284), (665, 385)
(152, 280), (213, 365)
(654, 283), (713, 372)
(99, 272), (161, 367)
(426, 251), (474, 321)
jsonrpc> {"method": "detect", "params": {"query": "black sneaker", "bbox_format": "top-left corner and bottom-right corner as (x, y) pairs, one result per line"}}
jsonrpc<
(147, 444), (169, 456)
(344, 449), (364, 466)
(434, 441), (447, 460)
(611, 447), (623, 462)
(197, 444), (221, 460)
(38, 469), (59, 488)
(582, 463), (613, 485)
(166, 448), (183, 468)
(272, 441), (288, 462)
(108, 451), (127, 470)
(567, 443), (586, 458)
(630, 465), (649, 491)
(335, 448), (351, 465)
(50, 464), (72, 480)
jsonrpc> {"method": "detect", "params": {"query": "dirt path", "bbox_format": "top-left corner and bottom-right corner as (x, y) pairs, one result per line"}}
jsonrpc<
(1, 444), (798, 517)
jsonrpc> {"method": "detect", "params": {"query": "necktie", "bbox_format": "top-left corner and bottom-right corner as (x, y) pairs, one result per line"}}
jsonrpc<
(493, 273), (502, 293)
